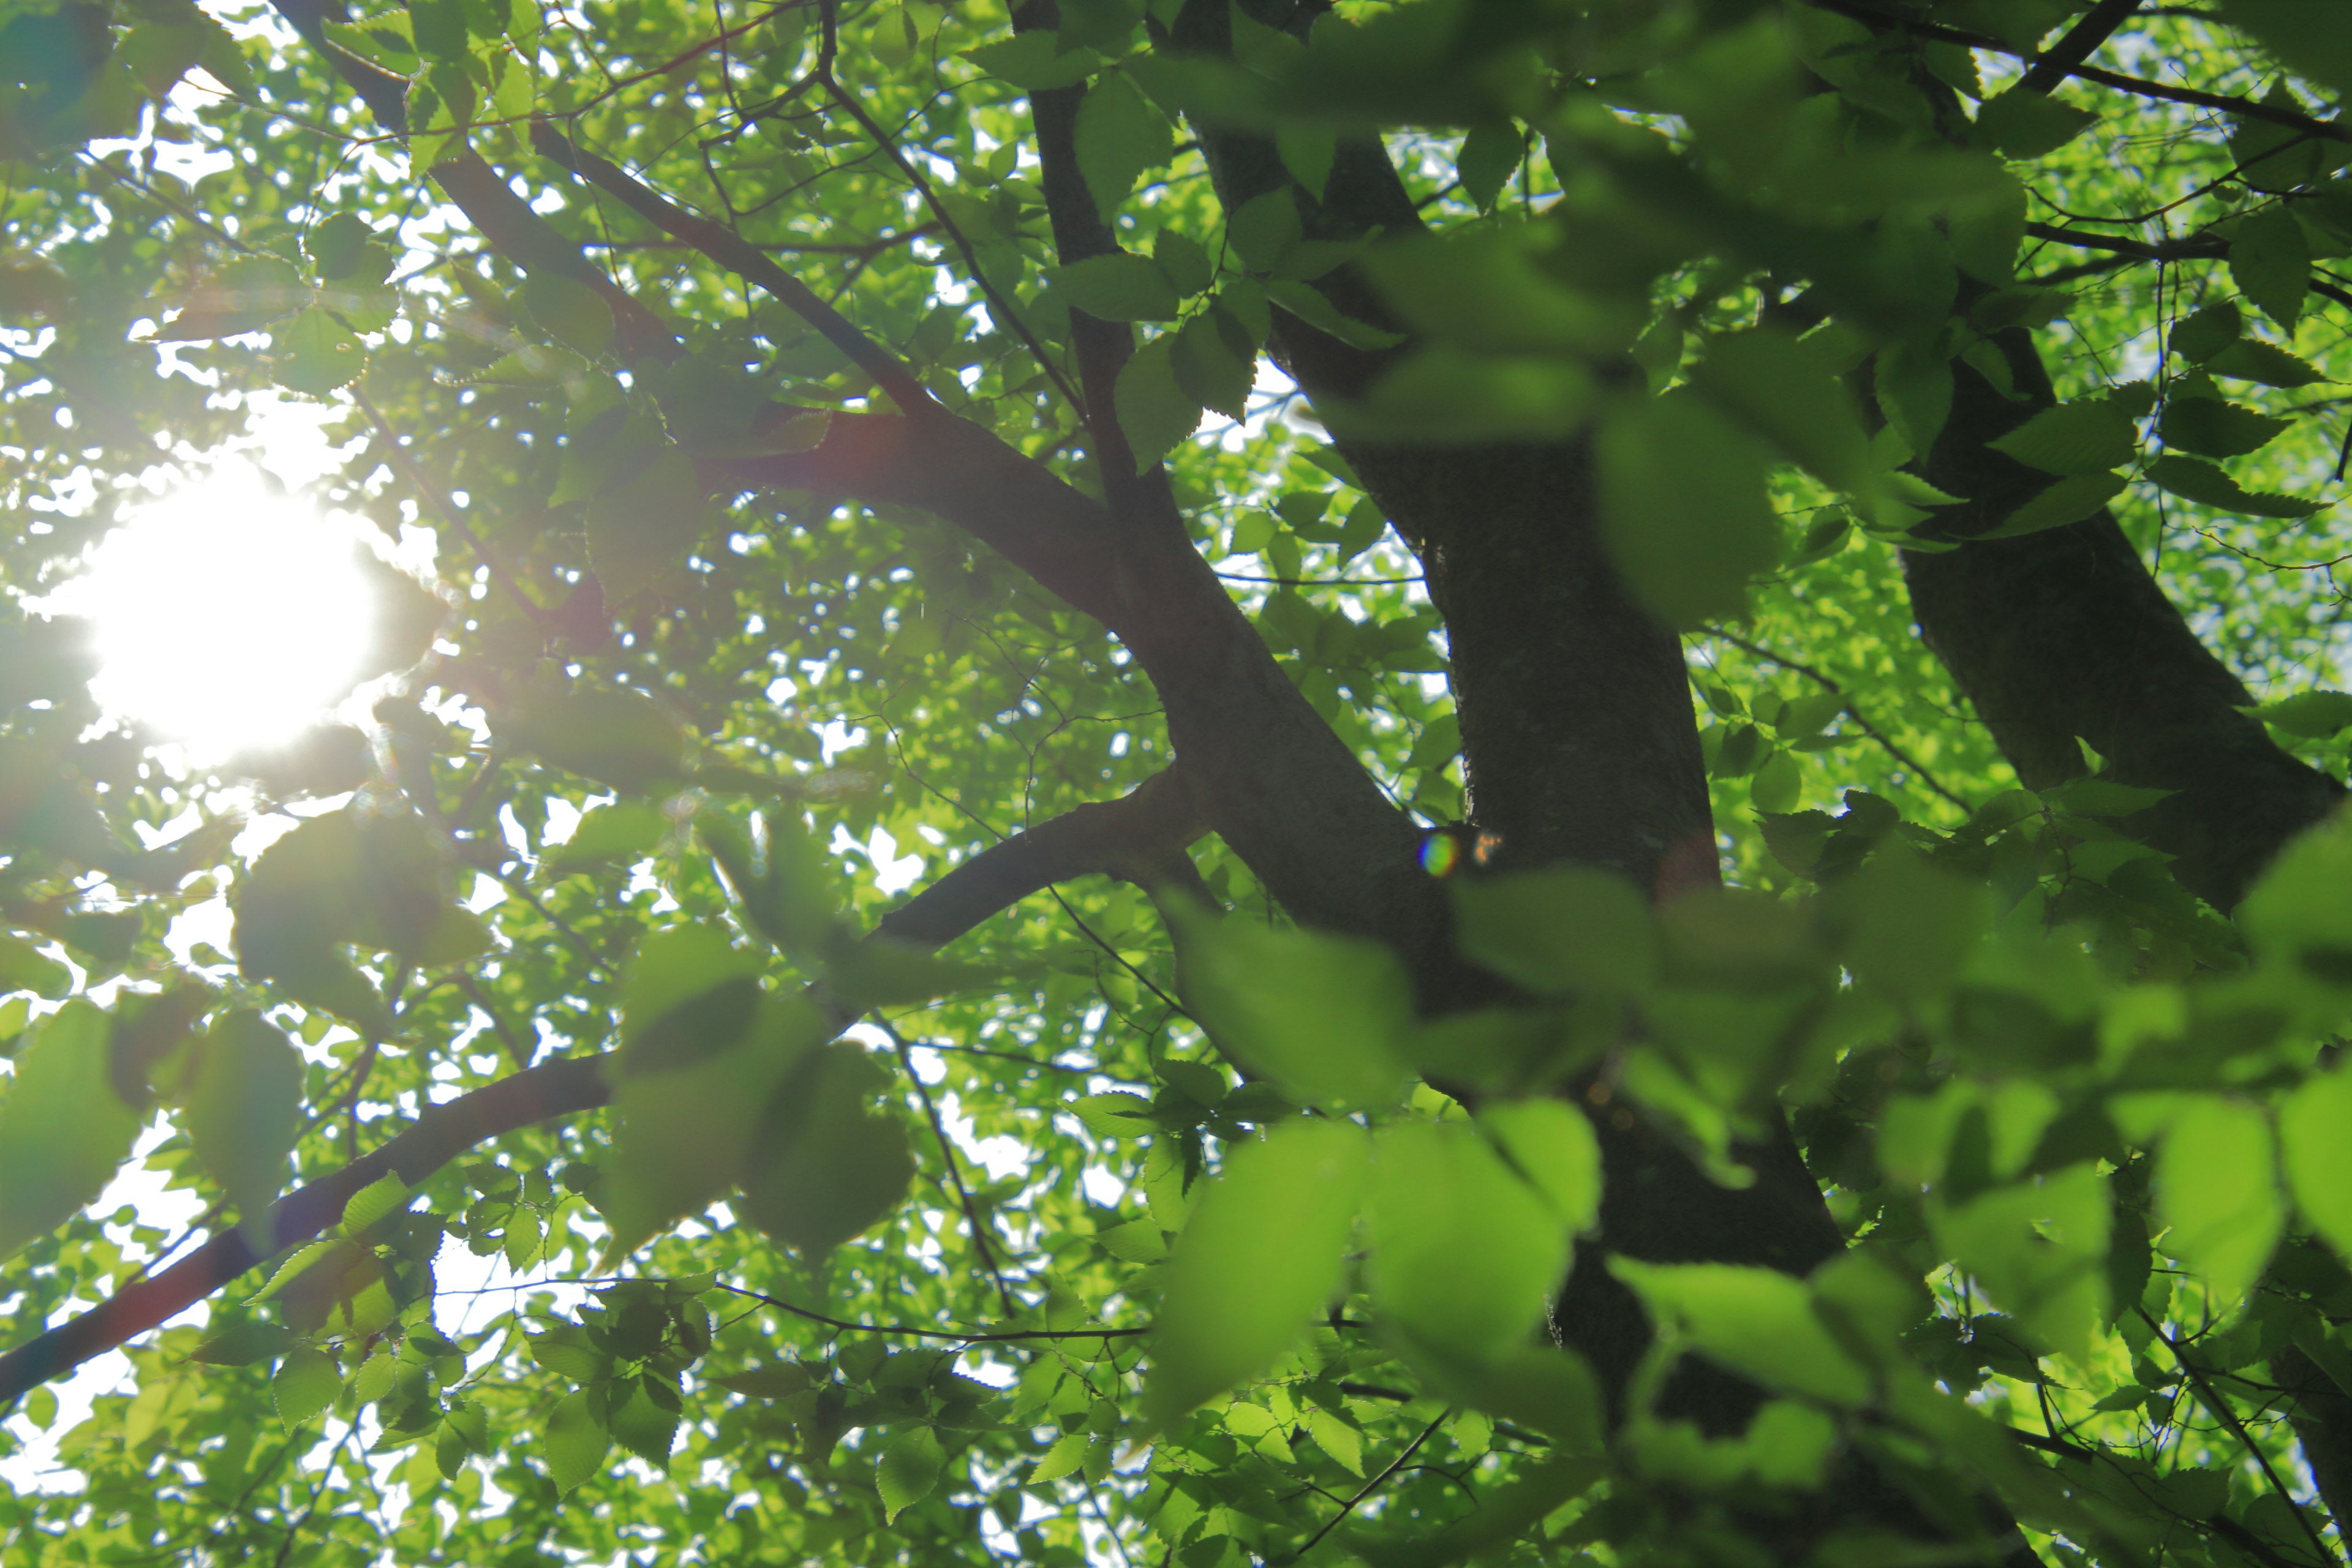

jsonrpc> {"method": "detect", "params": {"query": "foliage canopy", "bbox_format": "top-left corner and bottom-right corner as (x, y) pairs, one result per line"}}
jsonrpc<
(4, 0), (2352, 1564)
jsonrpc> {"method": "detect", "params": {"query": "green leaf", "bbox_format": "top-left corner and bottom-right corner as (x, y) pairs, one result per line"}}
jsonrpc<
(1972, 88), (2095, 158)
(0, 1003), (140, 1259)
(519, 274), (615, 358)
(603, 1006), (823, 1256)
(339, 1171), (411, 1237)
(1478, 1101), (1600, 1235)
(2218, 0), (2352, 97)
(0, 933), (70, 999)
(962, 32), (1098, 90)
(2205, 336), (2326, 386)
(1833, 845), (1988, 1005)
(187, 1009), (304, 1238)
(1226, 189), (1301, 273)
(2158, 1096), (2282, 1313)
(2230, 206), (2309, 332)
(2145, 454), (2323, 518)
(618, 923), (763, 1074)
(737, 1044), (916, 1255)
(1306, 1406), (1363, 1474)
(1152, 229), (1214, 298)
(1112, 333), (1201, 472)
(827, 935), (1006, 1011)
(1170, 901), (1415, 1109)
(587, 445), (707, 601)
(2250, 690), (2352, 739)
(2170, 301), (2242, 363)
(2241, 810), (2352, 981)
(1262, 278), (1406, 351)
(1369, 1120), (1569, 1369)
(1045, 253), (1182, 322)
(1611, 1260), (1871, 1404)
(1276, 123), (1336, 202)
(2280, 1069), (2352, 1265)
(1169, 309), (1257, 422)
(1074, 71), (1172, 216)
(546, 800), (668, 874)
(1987, 400), (2137, 475)
(545, 1390), (610, 1491)
(1687, 327), (1874, 494)
(1145, 1120), (1366, 1425)
(607, 1376), (682, 1467)
(504, 688), (692, 793)
(1450, 865), (1657, 997)
(273, 1346), (342, 1427)
(1596, 393), (1783, 630)
(877, 1425), (946, 1520)
(191, 1321), (296, 1366)
(1457, 121), (1524, 213)
(2157, 396), (2292, 459)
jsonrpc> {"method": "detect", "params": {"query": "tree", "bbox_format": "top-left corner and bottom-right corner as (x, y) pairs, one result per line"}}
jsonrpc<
(2, 0), (2352, 1561)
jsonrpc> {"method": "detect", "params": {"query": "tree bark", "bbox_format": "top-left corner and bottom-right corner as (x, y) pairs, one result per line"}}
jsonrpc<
(1904, 328), (2344, 910)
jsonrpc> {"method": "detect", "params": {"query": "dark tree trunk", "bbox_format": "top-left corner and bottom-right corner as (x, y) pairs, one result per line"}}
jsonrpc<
(1904, 328), (2344, 910)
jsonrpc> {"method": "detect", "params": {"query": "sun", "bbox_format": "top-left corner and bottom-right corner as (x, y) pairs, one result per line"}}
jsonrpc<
(51, 467), (391, 758)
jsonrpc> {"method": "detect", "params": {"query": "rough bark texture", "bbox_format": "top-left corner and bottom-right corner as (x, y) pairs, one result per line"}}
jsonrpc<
(1904, 328), (2345, 910)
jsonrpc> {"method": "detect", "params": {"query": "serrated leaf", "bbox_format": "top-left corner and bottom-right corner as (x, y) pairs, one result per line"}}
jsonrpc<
(1972, 88), (2095, 158)
(2170, 301), (2242, 363)
(1979, 470), (2128, 539)
(606, 1375), (682, 1467)
(1306, 1406), (1363, 1475)
(544, 1390), (609, 1491)
(339, 1171), (411, 1237)
(1987, 401), (2137, 475)
(2146, 454), (2323, 518)
(1046, 252), (1182, 322)
(1071, 1091), (1159, 1138)
(2205, 336), (2326, 387)
(1276, 123), (1336, 201)
(877, 1425), (946, 1520)
(2251, 690), (2352, 739)
(2230, 206), (2309, 331)
(273, 1346), (342, 1426)
(2157, 396), (2292, 458)
(1029, 1428), (1090, 1483)
(1112, 332), (1201, 472)
(1458, 121), (1524, 212)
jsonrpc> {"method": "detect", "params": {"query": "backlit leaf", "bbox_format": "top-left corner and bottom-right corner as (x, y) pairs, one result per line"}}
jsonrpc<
(1170, 901), (1415, 1109)
(1145, 1120), (1366, 1425)
(2158, 1096), (2281, 1314)
(1369, 1120), (1568, 1369)
(0, 1003), (140, 1259)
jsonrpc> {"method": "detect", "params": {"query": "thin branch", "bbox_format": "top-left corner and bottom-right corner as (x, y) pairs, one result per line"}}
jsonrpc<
(0, 767), (1207, 1404)
(714, 1283), (1147, 1343)
(1698, 625), (1975, 813)
(1800, 0), (2352, 143)
(528, 123), (935, 413)
(2142, 1306), (2344, 1568)
(1297, 1412), (1448, 1555)
(880, 1020), (1018, 1316)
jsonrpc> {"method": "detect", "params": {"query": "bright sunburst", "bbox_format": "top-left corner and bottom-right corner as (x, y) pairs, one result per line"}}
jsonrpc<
(51, 467), (382, 758)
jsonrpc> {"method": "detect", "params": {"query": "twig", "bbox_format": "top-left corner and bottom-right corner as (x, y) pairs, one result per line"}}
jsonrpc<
(528, 123), (935, 413)
(1297, 1411), (1448, 1555)
(2141, 1306), (2343, 1568)
(881, 1021), (1018, 1316)
(717, 1283), (1146, 1343)
(1698, 625), (1975, 813)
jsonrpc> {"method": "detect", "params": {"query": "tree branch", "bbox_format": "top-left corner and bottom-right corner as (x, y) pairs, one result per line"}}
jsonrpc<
(0, 768), (1205, 1406)
(2017, 0), (2143, 95)
(526, 123), (935, 413)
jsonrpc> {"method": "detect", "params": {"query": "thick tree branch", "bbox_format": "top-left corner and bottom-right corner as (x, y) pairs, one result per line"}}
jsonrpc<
(1902, 326), (2345, 909)
(0, 769), (1207, 1406)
